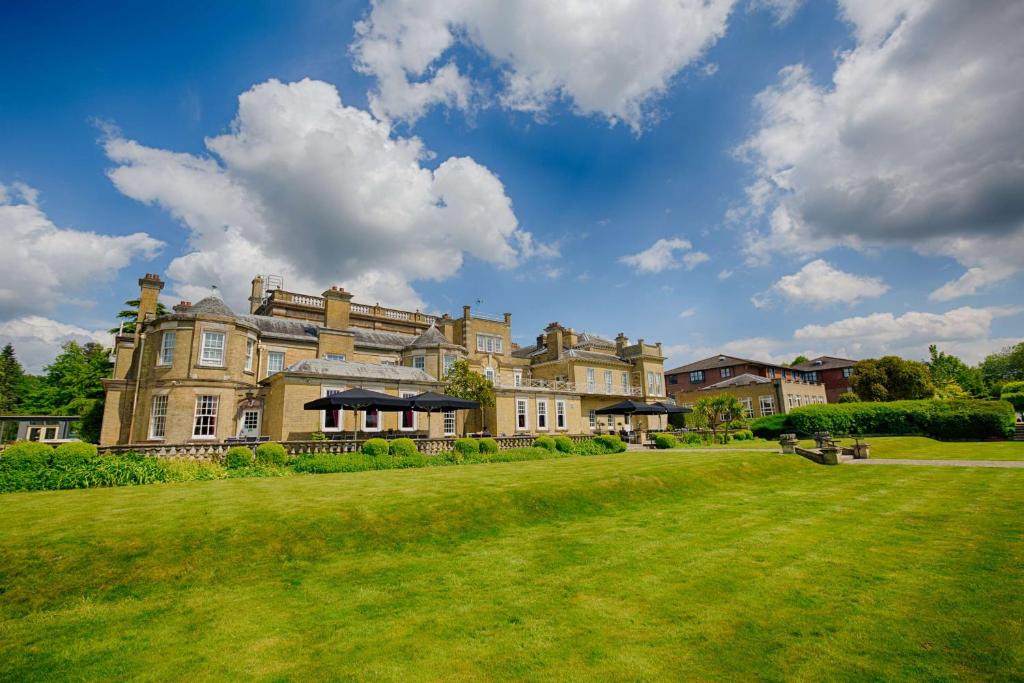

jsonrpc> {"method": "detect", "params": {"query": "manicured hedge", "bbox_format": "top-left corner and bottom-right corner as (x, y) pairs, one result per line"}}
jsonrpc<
(553, 436), (574, 453)
(652, 433), (679, 449)
(786, 399), (1015, 440)
(533, 435), (556, 451)
(453, 438), (479, 455)
(593, 434), (626, 453)
(749, 414), (790, 439)
(255, 442), (288, 466)
(388, 438), (418, 458)
(361, 438), (390, 457)
(224, 446), (254, 469)
(478, 438), (499, 453)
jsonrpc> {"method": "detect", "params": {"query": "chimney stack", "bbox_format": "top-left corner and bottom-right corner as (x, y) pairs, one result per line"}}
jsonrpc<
(173, 301), (192, 313)
(322, 286), (353, 330)
(136, 273), (164, 333)
(249, 275), (264, 314)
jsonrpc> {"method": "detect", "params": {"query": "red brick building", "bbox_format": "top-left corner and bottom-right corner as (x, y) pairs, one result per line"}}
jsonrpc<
(665, 354), (809, 393)
(791, 356), (857, 403)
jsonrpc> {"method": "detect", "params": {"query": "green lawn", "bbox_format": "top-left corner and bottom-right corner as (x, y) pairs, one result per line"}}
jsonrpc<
(2, 451), (1022, 681)
(796, 436), (1024, 461)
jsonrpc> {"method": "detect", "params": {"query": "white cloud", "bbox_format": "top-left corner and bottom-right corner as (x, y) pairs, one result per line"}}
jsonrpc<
(735, 0), (1024, 298)
(717, 269), (734, 280)
(104, 78), (554, 311)
(351, 0), (737, 131)
(678, 307), (697, 319)
(0, 316), (111, 374)
(749, 0), (804, 24)
(0, 182), (163, 321)
(753, 259), (888, 308)
(620, 237), (708, 274)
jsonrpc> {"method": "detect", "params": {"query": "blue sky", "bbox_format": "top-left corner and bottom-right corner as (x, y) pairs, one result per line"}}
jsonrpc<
(2, 0), (1022, 372)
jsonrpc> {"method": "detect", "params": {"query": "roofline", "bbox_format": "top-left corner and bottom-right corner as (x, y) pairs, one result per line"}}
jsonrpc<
(664, 354), (786, 375)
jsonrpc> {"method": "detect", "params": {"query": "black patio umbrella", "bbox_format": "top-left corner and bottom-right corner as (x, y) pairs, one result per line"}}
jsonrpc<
(407, 391), (481, 436)
(655, 401), (691, 414)
(594, 400), (668, 415)
(304, 388), (412, 440)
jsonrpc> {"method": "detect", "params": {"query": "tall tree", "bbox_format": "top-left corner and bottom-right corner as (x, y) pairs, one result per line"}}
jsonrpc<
(790, 355), (810, 366)
(109, 298), (168, 334)
(692, 394), (744, 442)
(980, 341), (1024, 389)
(0, 343), (25, 414)
(442, 359), (495, 432)
(850, 356), (934, 402)
(927, 344), (986, 397)
(33, 342), (113, 443)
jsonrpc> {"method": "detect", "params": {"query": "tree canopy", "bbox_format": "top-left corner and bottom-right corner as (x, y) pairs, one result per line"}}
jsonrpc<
(443, 359), (495, 431)
(790, 355), (810, 366)
(109, 298), (168, 334)
(850, 356), (934, 402)
(927, 344), (985, 397)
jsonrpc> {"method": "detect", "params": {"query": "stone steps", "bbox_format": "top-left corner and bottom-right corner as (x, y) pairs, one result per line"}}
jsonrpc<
(1014, 425), (1024, 441)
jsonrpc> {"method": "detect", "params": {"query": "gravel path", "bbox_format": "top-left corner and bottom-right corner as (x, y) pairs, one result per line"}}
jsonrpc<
(848, 458), (1024, 468)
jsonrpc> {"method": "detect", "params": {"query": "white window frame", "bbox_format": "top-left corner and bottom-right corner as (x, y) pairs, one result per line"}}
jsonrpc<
(556, 400), (566, 430)
(324, 353), (346, 362)
(843, 367), (853, 378)
(759, 395), (775, 417)
(199, 331), (226, 367)
(363, 406), (382, 432)
(586, 368), (596, 392)
(159, 331), (176, 366)
(623, 414), (632, 430)
(536, 399), (548, 431)
(721, 367), (732, 378)
(588, 409), (596, 430)
(322, 386), (346, 432)
(513, 369), (522, 387)
(267, 350), (285, 375)
(413, 355), (426, 370)
(400, 392), (417, 431)
(484, 366), (495, 383)
(443, 354), (457, 375)
(192, 395), (219, 439)
(443, 410), (456, 436)
(689, 370), (705, 383)
(740, 397), (753, 419)
(604, 370), (613, 394)
(516, 398), (528, 431)
(239, 409), (261, 436)
(149, 394), (168, 439)
(621, 372), (629, 393)
(476, 333), (503, 354)
(244, 338), (255, 372)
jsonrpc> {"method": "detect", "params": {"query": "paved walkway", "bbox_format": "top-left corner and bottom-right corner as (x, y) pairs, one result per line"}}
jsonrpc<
(848, 458), (1024, 469)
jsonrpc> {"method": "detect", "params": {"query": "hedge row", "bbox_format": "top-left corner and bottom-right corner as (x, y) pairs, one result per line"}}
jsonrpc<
(780, 399), (1015, 440)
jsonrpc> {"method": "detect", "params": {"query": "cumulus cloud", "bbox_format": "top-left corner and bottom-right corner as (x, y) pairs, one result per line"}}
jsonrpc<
(664, 306), (1021, 369)
(0, 182), (163, 321)
(104, 78), (554, 310)
(735, 0), (1024, 299)
(0, 316), (111, 373)
(620, 237), (709, 274)
(752, 259), (888, 308)
(351, 0), (736, 131)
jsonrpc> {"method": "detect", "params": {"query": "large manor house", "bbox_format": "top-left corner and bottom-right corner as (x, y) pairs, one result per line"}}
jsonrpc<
(100, 274), (670, 445)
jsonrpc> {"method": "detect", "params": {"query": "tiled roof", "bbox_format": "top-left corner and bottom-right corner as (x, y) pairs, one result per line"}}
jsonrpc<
(511, 344), (545, 358)
(239, 314), (320, 341)
(347, 327), (416, 351)
(700, 373), (772, 390)
(665, 354), (782, 375)
(564, 349), (628, 365)
(405, 325), (463, 350)
(183, 296), (236, 318)
(792, 355), (857, 371)
(282, 358), (435, 382)
(575, 332), (615, 348)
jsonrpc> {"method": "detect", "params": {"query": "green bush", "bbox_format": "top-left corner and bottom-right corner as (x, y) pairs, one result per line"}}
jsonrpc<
(224, 446), (254, 469)
(52, 441), (99, 466)
(1000, 382), (1024, 413)
(478, 437), (499, 453)
(361, 438), (390, 457)
(731, 429), (754, 441)
(653, 433), (679, 449)
(310, 431), (327, 441)
(749, 414), (790, 439)
(553, 435), (574, 453)
(0, 441), (54, 491)
(389, 438), (419, 458)
(837, 392), (860, 403)
(453, 438), (479, 455)
(533, 435), (556, 451)
(255, 442), (288, 466)
(786, 399), (1015, 440)
(680, 432), (704, 446)
(593, 434), (626, 453)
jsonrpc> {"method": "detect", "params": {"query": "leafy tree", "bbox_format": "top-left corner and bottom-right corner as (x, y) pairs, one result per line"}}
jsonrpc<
(850, 356), (934, 402)
(790, 355), (810, 366)
(927, 345), (985, 397)
(837, 392), (860, 403)
(0, 343), (25, 414)
(692, 394), (744, 442)
(29, 342), (113, 443)
(443, 359), (496, 432)
(980, 341), (1024, 387)
(1000, 381), (1024, 414)
(109, 298), (168, 334)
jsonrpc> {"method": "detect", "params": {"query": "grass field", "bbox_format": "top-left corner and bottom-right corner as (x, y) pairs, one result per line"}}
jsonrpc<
(796, 436), (1024, 461)
(2, 450), (1022, 681)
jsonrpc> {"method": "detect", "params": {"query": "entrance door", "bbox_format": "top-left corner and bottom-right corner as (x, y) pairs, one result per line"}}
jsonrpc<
(239, 410), (261, 438)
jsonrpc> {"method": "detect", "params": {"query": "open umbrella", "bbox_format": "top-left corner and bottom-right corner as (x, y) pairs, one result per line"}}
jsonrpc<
(407, 391), (481, 437)
(594, 400), (668, 415)
(655, 401), (691, 428)
(304, 388), (412, 441)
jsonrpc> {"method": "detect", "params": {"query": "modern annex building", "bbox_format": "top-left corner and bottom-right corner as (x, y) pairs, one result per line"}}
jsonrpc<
(100, 274), (669, 445)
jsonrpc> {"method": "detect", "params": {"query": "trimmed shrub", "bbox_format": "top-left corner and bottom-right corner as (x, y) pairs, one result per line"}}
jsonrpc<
(786, 399), (1014, 440)
(255, 442), (288, 466)
(750, 414), (790, 439)
(478, 437), (499, 453)
(361, 438), (390, 456)
(224, 446), (254, 469)
(731, 429), (754, 441)
(680, 432), (704, 446)
(453, 438), (479, 455)
(389, 437), (418, 458)
(653, 433), (679, 449)
(533, 435), (556, 451)
(1000, 381), (1024, 413)
(52, 441), (99, 467)
(593, 434), (626, 453)
(837, 392), (860, 403)
(553, 435), (574, 453)
(0, 441), (53, 492)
